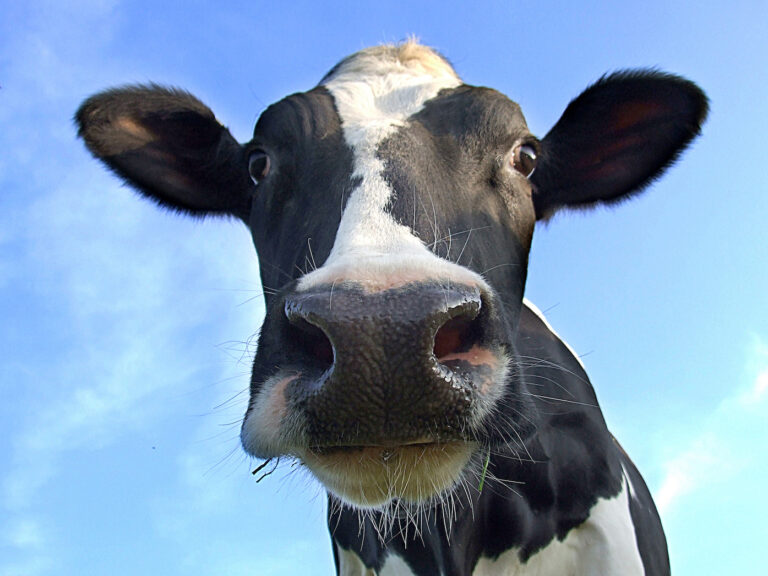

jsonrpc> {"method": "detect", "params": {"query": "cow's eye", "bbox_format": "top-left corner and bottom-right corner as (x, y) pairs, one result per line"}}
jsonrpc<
(248, 149), (271, 185)
(512, 143), (537, 178)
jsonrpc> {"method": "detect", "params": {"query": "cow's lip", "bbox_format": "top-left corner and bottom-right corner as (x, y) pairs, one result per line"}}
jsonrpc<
(308, 439), (460, 456)
(300, 440), (475, 507)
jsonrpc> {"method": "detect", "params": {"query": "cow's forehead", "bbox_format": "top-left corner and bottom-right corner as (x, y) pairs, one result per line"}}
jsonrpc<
(290, 43), (525, 293)
(253, 42), (525, 155)
(320, 43), (463, 150)
(249, 42), (533, 294)
(319, 41), (461, 87)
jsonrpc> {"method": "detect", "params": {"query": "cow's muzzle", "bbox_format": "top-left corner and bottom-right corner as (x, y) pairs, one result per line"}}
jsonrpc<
(283, 283), (503, 445)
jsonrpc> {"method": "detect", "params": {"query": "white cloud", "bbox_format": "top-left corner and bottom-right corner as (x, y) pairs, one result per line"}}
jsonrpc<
(4, 517), (44, 550)
(0, 557), (52, 576)
(654, 434), (724, 516)
(2, 162), (263, 574)
(3, 157), (262, 506)
(740, 339), (768, 407)
(654, 337), (768, 516)
(751, 369), (768, 401)
(1, 517), (51, 576)
(149, 433), (334, 576)
(1, 8), (264, 569)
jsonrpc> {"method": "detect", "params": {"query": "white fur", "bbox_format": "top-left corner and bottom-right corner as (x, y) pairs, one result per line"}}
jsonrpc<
(336, 544), (377, 576)
(336, 545), (414, 576)
(473, 480), (644, 575)
(336, 480), (645, 575)
(240, 372), (305, 458)
(297, 46), (471, 293)
(523, 298), (587, 372)
(621, 462), (639, 502)
(380, 553), (416, 576)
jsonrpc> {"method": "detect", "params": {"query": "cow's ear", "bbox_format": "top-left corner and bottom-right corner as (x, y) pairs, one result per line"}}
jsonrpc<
(530, 70), (708, 220)
(76, 85), (251, 220)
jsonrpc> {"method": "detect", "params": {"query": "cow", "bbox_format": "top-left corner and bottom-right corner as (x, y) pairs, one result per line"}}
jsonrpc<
(76, 41), (707, 575)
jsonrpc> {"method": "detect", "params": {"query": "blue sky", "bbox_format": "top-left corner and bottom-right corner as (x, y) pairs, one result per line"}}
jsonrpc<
(1, 1), (766, 574)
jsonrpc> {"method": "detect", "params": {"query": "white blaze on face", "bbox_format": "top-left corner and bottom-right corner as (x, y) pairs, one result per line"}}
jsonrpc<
(297, 44), (478, 293)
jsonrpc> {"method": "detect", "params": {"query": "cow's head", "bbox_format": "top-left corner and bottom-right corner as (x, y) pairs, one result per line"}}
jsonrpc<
(77, 42), (707, 512)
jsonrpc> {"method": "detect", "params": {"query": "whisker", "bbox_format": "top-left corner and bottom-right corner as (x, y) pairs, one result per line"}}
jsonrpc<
(260, 259), (294, 282)
(481, 262), (521, 275)
(212, 386), (250, 411)
(455, 227), (473, 265)
(523, 393), (598, 408)
(307, 237), (317, 271)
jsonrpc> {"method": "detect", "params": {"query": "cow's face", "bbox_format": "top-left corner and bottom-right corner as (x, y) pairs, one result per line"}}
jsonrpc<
(76, 42), (707, 512)
(240, 48), (540, 507)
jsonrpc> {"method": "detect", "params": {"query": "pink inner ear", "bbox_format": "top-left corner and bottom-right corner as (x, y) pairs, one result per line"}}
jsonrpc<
(611, 100), (667, 131)
(574, 101), (670, 180)
(576, 132), (645, 178)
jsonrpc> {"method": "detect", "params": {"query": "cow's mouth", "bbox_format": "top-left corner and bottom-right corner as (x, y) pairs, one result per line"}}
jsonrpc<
(308, 438), (450, 455)
(300, 440), (475, 507)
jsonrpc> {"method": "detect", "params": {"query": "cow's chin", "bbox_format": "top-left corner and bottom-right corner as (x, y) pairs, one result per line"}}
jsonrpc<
(300, 441), (475, 508)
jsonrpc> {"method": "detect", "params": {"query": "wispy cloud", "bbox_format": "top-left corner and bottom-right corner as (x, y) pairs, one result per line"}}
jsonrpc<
(0, 557), (52, 576)
(2, 145), (261, 576)
(1, 516), (51, 576)
(654, 433), (724, 515)
(654, 337), (768, 516)
(150, 433), (334, 576)
(5, 518), (44, 550)
(2, 9), (266, 572)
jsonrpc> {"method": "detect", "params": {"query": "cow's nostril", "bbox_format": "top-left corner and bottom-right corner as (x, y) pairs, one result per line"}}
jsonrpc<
(290, 318), (335, 370)
(433, 315), (481, 361)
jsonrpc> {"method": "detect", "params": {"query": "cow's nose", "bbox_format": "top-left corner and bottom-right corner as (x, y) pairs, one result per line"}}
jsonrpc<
(285, 284), (483, 371)
(283, 284), (490, 443)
